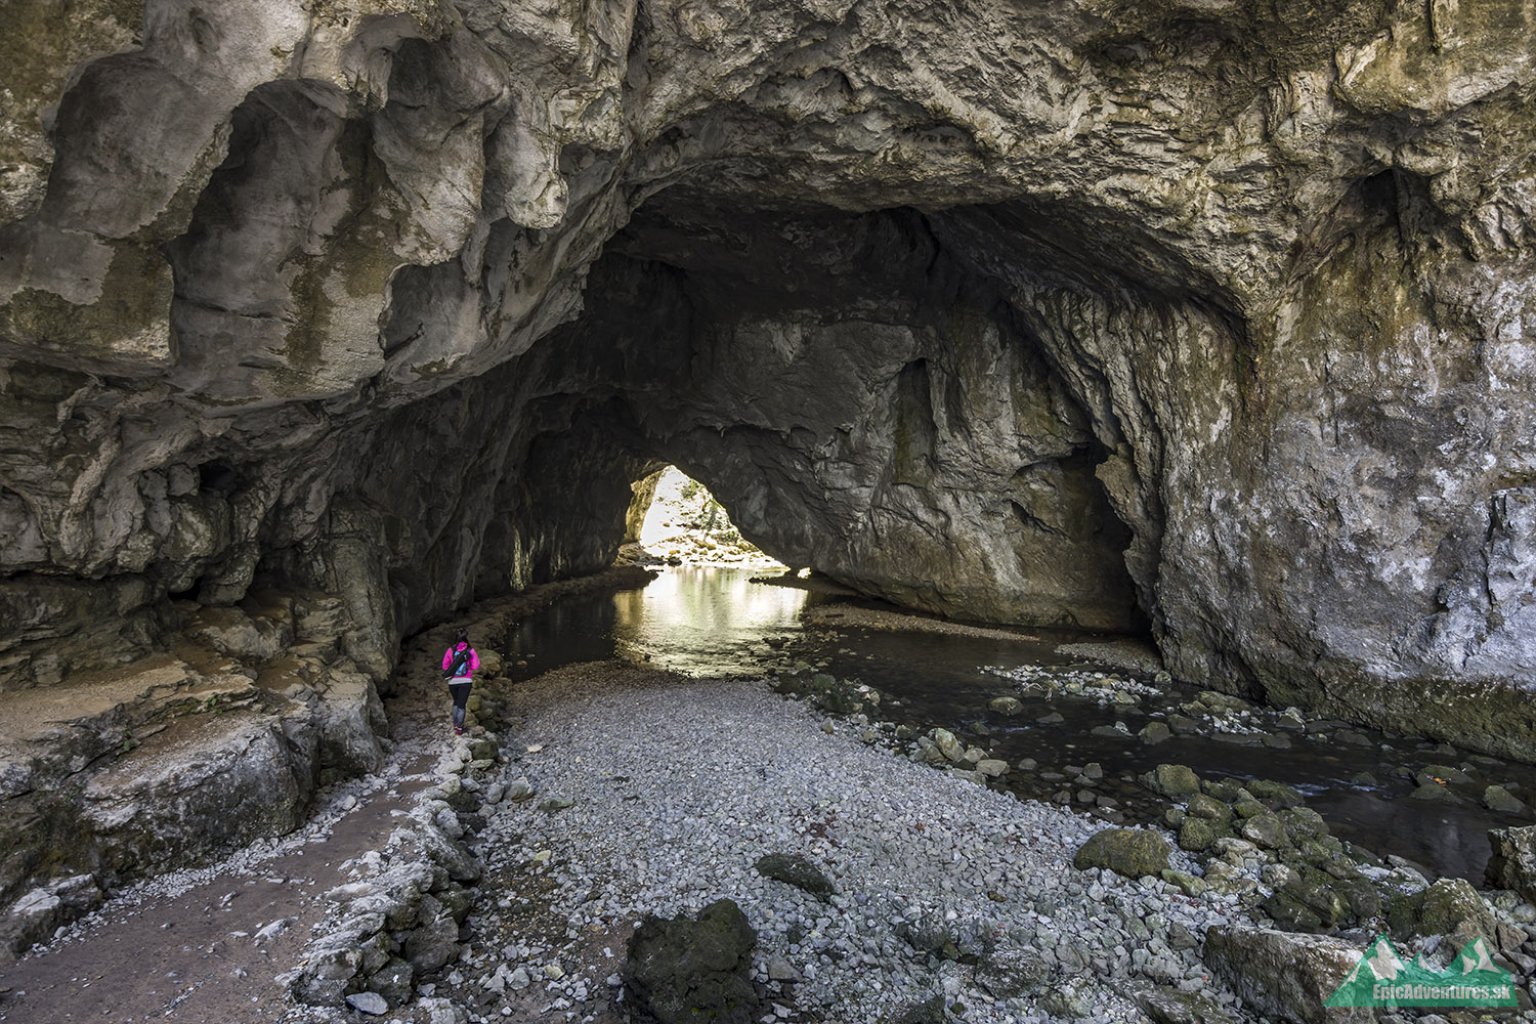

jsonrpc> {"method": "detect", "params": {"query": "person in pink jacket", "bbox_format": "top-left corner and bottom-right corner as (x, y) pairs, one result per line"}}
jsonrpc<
(441, 627), (480, 735)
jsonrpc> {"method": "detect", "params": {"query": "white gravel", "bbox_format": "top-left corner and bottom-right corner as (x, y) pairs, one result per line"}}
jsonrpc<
(468, 661), (1261, 1023)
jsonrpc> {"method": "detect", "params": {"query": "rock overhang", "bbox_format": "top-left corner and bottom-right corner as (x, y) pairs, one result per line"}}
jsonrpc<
(0, 0), (1530, 757)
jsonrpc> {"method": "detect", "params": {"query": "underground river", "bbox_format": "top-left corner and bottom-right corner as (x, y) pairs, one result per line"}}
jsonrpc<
(503, 566), (1536, 884)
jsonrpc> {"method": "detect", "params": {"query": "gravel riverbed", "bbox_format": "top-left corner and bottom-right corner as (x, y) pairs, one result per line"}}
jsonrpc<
(445, 661), (1260, 1024)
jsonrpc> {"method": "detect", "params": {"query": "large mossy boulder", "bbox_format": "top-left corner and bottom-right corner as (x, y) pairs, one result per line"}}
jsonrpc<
(624, 899), (762, 1024)
(1262, 867), (1381, 933)
(1141, 764), (1201, 798)
(1074, 827), (1171, 879)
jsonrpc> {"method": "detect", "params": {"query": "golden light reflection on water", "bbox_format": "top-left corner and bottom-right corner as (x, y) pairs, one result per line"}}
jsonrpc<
(610, 567), (808, 671)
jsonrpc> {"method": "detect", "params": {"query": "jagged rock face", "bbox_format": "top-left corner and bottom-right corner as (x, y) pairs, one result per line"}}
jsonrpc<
(2, 1), (1536, 753)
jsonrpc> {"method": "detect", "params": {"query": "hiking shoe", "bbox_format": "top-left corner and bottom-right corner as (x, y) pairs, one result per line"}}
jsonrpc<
(454, 725), (464, 736)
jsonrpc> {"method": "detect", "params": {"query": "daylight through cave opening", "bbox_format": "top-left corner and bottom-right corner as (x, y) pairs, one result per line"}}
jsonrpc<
(626, 466), (786, 571)
(473, 190), (1153, 637)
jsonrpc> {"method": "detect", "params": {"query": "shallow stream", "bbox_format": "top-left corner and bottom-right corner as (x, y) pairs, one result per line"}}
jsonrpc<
(504, 567), (1536, 883)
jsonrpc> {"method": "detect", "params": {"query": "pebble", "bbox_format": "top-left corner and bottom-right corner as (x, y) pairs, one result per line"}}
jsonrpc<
(464, 667), (1245, 1024)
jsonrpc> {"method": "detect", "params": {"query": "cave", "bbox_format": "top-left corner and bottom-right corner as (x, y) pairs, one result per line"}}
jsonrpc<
(3, 0), (1536, 1017)
(386, 191), (1152, 638)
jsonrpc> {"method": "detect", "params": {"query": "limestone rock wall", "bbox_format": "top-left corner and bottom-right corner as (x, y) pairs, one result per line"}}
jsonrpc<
(0, 0), (1534, 758)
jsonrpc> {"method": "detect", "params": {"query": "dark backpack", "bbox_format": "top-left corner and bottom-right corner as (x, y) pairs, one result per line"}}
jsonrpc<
(444, 646), (471, 680)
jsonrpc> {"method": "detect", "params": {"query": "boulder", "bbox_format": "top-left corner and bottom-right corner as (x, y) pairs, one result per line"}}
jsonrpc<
(1238, 814), (1289, 850)
(1141, 764), (1201, 798)
(1245, 779), (1304, 809)
(1203, 925), (1363, 1024)
(344, 992), (389, 1015)
(365, 959), (414, 1007)
(1486, 825), (1536, 903)
(1132, 983), (1236, 1024)
(929, 729), (965, 764)
(1387, 878), (1497, 947)
(754, 853), (834, 899)
(1178, 818), (1219, 853)
(1185, 793), (1231, 822)
(623, 899), (761, 1024)
(403, 914), (461, 975)
(988, 696), (1023, 716)
(1484, 784), (1529, 815)
(1073, 828), (1171, 879)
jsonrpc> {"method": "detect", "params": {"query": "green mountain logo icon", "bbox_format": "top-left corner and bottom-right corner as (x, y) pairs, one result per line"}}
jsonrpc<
(1326, 934), (1517, 1008)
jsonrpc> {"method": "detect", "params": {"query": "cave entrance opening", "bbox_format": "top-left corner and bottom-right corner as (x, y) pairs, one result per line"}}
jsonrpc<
(623, 465), (787, 572)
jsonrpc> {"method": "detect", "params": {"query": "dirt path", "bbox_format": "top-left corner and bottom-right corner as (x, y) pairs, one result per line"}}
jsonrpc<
(0, 631), (467, 1022)
(0, 738), (438, 1024)
(0, 568), (650, 1024)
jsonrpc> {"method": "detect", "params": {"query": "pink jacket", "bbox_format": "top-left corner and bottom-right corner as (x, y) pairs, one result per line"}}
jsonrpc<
(442, 642), (480, 681)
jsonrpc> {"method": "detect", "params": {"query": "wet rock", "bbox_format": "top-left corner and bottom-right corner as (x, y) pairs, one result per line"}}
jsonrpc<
(1488, 825), (1536, 902)
(1166, 714), (1202, 736)
(1389, 878), (1498, 946)
(1419, 764), (1472, 784)
(754, 853), (834, 899)
(1141, 764), (1201, 798)
(975, 759), (1009, 778)
(1139, 721), (1173, 745)
(929, 728), (965, 764)
(1409, 781), (1462, 804)
(988, 696), (1023, 716)
(1073, 828), (1171, 879)
(623, 899), (761, 1024)
(1203, 925), (1361, 1024)
(1484, 784), (1529, 814)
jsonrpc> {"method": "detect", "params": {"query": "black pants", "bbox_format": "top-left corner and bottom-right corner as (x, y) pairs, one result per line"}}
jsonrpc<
(449, 680), (472, 728)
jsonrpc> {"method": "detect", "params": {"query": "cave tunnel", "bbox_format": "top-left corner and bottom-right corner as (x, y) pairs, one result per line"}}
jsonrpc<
(9, 1), (1536, 1013)
(364, 189), (1159, 655)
